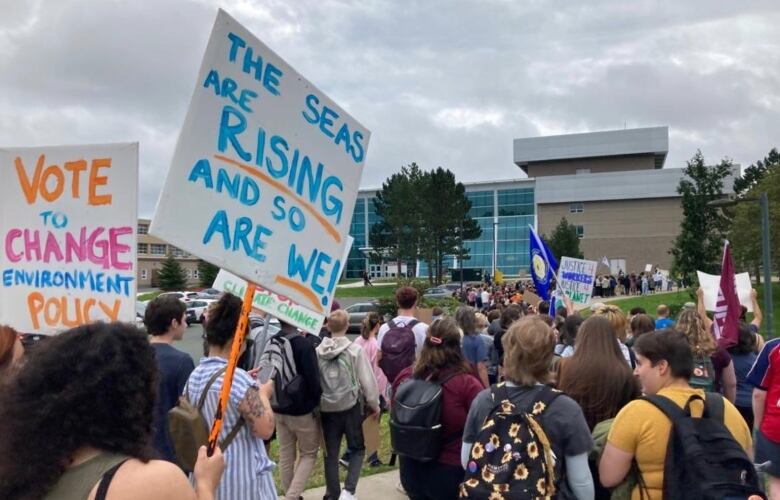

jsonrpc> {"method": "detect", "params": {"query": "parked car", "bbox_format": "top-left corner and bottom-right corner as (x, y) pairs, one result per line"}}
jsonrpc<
(185, 299), (216, 324)
(195, 290), (222, 300)
(344, 302), (379, 333)
(136, 301), (147, 330)
(157, 291), (190, 303)
(423, 287), (452, 300)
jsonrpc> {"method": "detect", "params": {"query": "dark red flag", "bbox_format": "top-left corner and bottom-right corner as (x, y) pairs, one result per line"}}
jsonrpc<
(713, 241), (741, 349)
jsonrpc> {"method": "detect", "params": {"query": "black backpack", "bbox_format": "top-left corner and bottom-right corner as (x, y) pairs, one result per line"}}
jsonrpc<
(459, 384), (561, 499)
(390, 372), (457, 462)
(643, 393), (765, 500)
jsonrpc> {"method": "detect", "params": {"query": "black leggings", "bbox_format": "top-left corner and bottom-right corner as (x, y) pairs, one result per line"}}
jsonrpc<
(399, 456), (465, 500)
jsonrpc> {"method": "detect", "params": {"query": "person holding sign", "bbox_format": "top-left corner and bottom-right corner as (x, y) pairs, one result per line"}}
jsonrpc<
(184, 294), (277, 499)
(0, 322), (225, 500)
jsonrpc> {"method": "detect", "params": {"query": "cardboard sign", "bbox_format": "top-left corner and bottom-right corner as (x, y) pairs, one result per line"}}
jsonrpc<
(212, 236), (353, 333)
(558, 256), (597, 305)
(150, 10), (369, 319)
(213, 269), (324, 332)
(0, 143), (138, 334)
(696, 271), (753, 312)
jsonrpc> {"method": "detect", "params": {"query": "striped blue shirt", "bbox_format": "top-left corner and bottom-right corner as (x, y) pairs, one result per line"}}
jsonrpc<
(186, 357), (277, 499)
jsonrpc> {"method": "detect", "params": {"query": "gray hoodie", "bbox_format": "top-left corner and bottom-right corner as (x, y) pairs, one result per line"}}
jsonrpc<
(316, 336), (380, 412)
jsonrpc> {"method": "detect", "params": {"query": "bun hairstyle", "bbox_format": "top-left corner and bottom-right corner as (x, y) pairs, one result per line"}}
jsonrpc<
(412, 316), (470, 379)
(361, 312), (382, 339)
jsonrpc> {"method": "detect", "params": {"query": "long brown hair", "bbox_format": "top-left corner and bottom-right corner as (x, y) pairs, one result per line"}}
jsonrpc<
(558, 316), (640, 429)
(361, 312), (381, 340)
(676, 309), (716, 356)
(412, 316), (470, 379)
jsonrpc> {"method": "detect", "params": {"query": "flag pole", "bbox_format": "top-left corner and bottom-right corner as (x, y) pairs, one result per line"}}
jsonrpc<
(207, 283), (256, 456)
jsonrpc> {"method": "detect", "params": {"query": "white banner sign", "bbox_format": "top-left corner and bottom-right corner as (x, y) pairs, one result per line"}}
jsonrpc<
(696, 271), (753, 312)
(1, 143), (138, 333)
(212, 236), (352, 333)
(151, 10), (369, 319)
(558, 256), (597, 305)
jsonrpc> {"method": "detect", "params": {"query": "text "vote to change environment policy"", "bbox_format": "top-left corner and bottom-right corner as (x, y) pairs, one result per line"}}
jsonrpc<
(1, 143), (138, 334)
(150, 10), (370, 333)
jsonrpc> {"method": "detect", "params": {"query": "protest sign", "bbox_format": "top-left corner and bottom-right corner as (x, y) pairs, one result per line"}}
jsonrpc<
(213, 236), (353, 333)
(150, 9), (369, 320)
(558, 256), (597, 305)
(696, 271), (753, 312)
(1, 143), (138, 334)
(644, 264), (653, 273)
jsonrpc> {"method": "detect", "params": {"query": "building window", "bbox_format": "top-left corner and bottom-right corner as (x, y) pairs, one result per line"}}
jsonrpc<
(171, 247), (185, 258)
(150, 244), (166, 255)
(575, 225), (585, 238)
(137, 243), (148, 254)
(569, 202), (584, 213)
(137, 224), (148, 235)
(140, 269), (147, 280)
(193, 269), (200, 279)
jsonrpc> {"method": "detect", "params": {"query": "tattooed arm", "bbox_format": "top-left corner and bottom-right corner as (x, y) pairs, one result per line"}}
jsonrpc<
(238, 383), (275, 440)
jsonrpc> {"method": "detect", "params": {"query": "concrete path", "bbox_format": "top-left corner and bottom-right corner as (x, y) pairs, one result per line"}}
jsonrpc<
(285, 469), (407, 500)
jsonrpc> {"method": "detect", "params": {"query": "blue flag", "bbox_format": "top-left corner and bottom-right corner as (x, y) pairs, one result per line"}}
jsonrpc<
(529, 226), (558, 301)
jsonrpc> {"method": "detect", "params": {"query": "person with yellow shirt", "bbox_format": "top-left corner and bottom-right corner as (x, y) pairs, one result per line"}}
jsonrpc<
(599, 329), (755, 500)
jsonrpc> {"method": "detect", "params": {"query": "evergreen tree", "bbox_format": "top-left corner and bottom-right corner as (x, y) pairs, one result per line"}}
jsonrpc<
(417, 168), (481, 284)
(157, 252), (188, 291)
(546, 217), (583, 261)
(198, 260), (220, 288)
(670, 151), (733, 284)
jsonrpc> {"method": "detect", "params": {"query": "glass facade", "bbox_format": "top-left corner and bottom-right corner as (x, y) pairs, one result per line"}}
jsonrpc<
(345, 198), (367, 279)
(345, 184), (535, 278)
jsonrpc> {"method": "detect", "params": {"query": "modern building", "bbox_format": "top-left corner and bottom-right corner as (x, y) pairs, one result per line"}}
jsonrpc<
(136, 218), (201, 288)
(346, 126), (737, 279)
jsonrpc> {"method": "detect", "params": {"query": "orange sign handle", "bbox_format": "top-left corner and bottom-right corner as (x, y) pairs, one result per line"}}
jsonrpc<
(207, 283), (256, 456)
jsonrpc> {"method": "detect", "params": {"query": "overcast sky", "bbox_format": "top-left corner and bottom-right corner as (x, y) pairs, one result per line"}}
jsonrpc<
(2, 0), (778, 216)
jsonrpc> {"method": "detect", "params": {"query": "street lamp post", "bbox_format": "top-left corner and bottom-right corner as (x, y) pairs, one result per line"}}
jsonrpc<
(709, 193), (774, 338)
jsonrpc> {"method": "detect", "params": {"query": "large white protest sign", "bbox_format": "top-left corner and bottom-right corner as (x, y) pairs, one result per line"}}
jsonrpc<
(557, 256), (597, 305)
(150, 10), (369, 319)
(213, 236), (352, 333)
(1, 143), (138, 334)
(696, 271), (753, 312)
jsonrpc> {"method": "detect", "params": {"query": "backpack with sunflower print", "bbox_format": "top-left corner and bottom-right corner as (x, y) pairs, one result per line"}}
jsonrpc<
(460, 384), (561, 500)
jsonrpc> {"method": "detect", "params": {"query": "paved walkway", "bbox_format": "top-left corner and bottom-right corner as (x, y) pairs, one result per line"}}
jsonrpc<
(289, 469), (407, 500)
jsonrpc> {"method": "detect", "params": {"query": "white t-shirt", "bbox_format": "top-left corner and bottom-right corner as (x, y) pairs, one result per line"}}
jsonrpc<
(377, 315), (429, 357)
(481, 291), (490, 305)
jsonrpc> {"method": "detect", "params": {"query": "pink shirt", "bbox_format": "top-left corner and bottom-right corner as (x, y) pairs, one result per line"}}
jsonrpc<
(353, 336), (388, 397)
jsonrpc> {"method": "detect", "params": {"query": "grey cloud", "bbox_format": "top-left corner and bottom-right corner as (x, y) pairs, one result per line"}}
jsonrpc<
(1, 0), (778, 215)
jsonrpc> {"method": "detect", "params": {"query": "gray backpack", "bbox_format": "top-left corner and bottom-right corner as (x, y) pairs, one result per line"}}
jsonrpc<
(318, 350), (359, 412)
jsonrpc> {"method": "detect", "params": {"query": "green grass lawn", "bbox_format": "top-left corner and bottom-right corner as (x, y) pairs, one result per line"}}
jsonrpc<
(269, 415), (396, 493)
(334, 286), (398, 299)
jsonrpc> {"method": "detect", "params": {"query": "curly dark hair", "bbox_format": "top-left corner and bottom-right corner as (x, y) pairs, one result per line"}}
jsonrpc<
(205, 293), (245, 347)
(0, 322), (158, 500)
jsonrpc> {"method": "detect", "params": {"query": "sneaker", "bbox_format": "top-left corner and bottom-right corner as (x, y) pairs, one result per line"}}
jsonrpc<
(366, 452), (383, 467)
(338, 490), (357, 500)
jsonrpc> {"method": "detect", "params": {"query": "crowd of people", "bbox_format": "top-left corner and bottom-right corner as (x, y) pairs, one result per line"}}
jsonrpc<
(0, 279), (776, 500)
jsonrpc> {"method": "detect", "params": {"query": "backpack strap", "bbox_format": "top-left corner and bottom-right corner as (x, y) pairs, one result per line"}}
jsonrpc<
(94, 459), (129, 500)
(195, 366), (247, 452)
(406, 319), (420, 329)
(641, 394), (690, 423)
(528, 385), (562, 414)
(387, 319), (397, 329)
(702, 392), (725, 422)
(197, 367), (227, 411)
